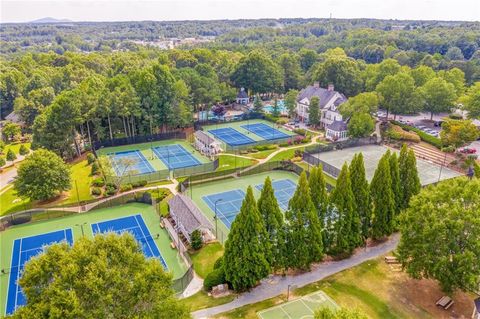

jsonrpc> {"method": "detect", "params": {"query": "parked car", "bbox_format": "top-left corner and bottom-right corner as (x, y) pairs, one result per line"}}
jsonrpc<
(459, 148), (477, 154)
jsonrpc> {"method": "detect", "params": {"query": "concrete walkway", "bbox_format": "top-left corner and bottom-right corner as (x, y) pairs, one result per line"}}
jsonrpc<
(192, 233), (400, 319)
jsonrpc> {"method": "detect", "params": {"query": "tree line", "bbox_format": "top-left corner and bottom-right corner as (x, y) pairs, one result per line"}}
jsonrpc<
(211, 145), (420, 292)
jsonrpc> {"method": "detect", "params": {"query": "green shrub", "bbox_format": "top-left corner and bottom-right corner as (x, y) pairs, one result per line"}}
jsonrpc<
(386, 124), (421, 142)
(449, 113), (463, 120)
(91, 187), (102, 196)
(120, 184), (133, 192)
(213, 256), (224, 270)
(106, 182), (117, 190)
(254, 144), (277, 151)
(132, 180), (148, 188)
(19, 144), (29, 156)
(0, 157), (6, 167)
(86, 153), (95, 164)
(279, 142), (289, 147)
(392, 121), (442, 149)
(91, 177), (105, 187)
(203, 267), (226, 291)
(276, 118), (288, 125)
(190, 229), (203, 250)
(6, 149), (16, 161)
(294, 149), (304, 158)
(91, 161), (100, 175)
(105, 186), (116, 196)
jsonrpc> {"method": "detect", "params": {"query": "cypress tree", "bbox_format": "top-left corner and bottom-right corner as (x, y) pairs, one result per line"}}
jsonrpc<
(223, 186), (270, 291)
(349, 153), (372, 241)
(257, 176), (284, 271)
(285, 172), (323, 270)
(329, 162), (361, 255)
(308, 165), (329, 227)
(389, 152), (401, 216)
(370, 153), (395, 239)
(399, 144), (421, 210)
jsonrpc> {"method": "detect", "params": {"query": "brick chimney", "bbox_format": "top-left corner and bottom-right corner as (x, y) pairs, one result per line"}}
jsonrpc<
(327, 83), (334, 91)
(313, 81), (320, 88)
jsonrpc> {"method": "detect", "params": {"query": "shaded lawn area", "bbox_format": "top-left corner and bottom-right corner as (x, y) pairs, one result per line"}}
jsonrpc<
(246, 149), (277, 159)
(211, 256), (474, 319)
(190, 242), (224, 278)
(267, 147), (304, 162)
(182, 290), (235, 312)
(217, 154), (257, 171)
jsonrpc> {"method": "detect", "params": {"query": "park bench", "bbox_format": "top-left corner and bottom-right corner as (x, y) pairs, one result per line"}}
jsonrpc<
(436, 296), (454, 310)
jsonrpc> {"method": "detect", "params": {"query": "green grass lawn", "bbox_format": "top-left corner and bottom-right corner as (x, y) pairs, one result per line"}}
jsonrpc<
(190, 242), (224, 278)
(182, 290), (235, 312)
(217, 154), (257, 171)
(1, 142), (31, 156)
(211, 256), (474, 319)
(55, 158), (94, 206)
(246, 149), (277, 159)
(0, 186), (31, 215)
(267, 147), (304, 162)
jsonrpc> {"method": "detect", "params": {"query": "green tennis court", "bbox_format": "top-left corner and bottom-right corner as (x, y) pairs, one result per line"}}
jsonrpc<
(96, 139), (210, 173)
(0, 202), (188, 315)
(257, 291), (339, 319)
(189, 170), (299, 240)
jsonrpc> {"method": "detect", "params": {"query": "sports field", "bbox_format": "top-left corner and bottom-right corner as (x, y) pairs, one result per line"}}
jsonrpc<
(189, 171), (299, 236)
(310, 144), (461, 185)
(257, 291), (338, 319)
(203, 119), (296, 147)
(96, 139), (210, 175)
(0, 203), (188, 316)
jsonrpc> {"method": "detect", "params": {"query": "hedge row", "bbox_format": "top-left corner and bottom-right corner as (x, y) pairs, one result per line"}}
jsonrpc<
(391, 121), (443, 149)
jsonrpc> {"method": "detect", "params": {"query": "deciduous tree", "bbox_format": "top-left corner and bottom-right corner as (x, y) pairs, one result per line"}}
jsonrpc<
(440, 119), (480, 148)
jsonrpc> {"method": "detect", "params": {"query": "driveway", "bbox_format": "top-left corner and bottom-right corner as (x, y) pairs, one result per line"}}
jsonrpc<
(0, 166), (17, 190)
(192, 233), (400, 318)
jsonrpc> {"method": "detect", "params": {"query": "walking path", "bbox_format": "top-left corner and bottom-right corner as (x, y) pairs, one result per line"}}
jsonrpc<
(192, 233), (400, 319)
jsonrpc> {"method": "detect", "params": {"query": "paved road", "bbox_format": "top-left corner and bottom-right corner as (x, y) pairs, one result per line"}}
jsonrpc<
(0, 167), (17, 190)
(192, 233), (400, 319)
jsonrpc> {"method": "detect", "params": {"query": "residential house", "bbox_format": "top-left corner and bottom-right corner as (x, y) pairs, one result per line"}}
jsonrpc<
(296, 82), (349, 141)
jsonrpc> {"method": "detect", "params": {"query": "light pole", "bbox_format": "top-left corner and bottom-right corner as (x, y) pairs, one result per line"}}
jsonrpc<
(75, 222), (87, 237)
(214, 199), (223, 239)
(75, 180), (81, 212)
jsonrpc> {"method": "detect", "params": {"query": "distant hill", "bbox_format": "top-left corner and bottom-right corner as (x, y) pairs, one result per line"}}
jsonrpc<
(29, 17), (73, 24)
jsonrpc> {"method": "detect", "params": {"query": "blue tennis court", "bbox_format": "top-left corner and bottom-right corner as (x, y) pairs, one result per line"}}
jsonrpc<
(255, 179), (297, 211)
(202, 189), (246, 229)
(109, 150), (155, 175)
(241, 123), (290, 140)
(6, 229), (74, 315)
(208, 127), (255, 146)
(152, 144), (201, 169)
(91, 214), (167, 269)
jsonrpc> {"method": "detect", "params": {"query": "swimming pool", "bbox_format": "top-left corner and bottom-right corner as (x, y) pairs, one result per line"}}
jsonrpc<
(263, 100), (288, 115)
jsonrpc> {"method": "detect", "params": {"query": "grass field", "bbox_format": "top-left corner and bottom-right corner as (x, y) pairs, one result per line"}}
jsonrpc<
(0, 202), (188, 315)
(1, 142), (31, 157)
(210, 255), (474, 319)
(217, 154), (258, 171)
(96, 139), (210, 172)
(190, 242), (224, 278)
(188, 170), (300, 241)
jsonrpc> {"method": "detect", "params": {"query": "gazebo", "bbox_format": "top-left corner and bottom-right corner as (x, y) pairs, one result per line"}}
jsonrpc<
(236, 88), (249, 105)
(168, 194), (214, 244)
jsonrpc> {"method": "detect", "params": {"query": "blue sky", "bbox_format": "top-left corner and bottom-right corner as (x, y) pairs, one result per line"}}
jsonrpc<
(1, 0), (479, 23)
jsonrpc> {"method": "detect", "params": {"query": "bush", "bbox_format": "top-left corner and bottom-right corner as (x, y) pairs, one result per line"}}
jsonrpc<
(392, 121), (442, 149)
(91, 177), (105, 187)
(293, 128), (307, 136)
(0, 157), (5, 167)
(91, 161), (100, 175)
(254, 144), (277, 151)
(91, 187), (102, 196)
(19, 144), (29, 156)
(213, 256), (224, 270)
(120, 184), (133, 192)
(386, 124), (421, 143)
(190, 229), (203, 250)
(203, 267), (226, 291)
(86, 153), (95, 164)
(276, 118), (288, 125)
(294, 149), (304, 157)
(6, 149), (16, 161)
(449, 113), (463, 120)
(132, 180), (148, 188)
(106, 182), (117, 190)
(104, 186), (116, 196)
(279, 142), (289, 147)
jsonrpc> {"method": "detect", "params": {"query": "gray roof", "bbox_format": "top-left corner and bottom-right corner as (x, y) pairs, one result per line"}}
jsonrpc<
(327, 120), (348, 132)
(195, 130), (217, 145)
(5, 111), (22, 123)
(297, 85), (347, 108)
(237, 88), (248, 99)
(168, 194), (213, 235)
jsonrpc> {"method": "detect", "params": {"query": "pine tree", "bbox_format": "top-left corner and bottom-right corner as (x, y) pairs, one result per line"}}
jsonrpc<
(329, 163), (361, 255)
(285, 172), (323, 270)
(223, 186), (270, 291)
(308, 166), (329, 226)
(389, 152), (401, 216)
(399, 144), (421, 210)
(370, 153), (395, 239)
(257, 177), (284, 271)
(349, 153), (372, 241)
